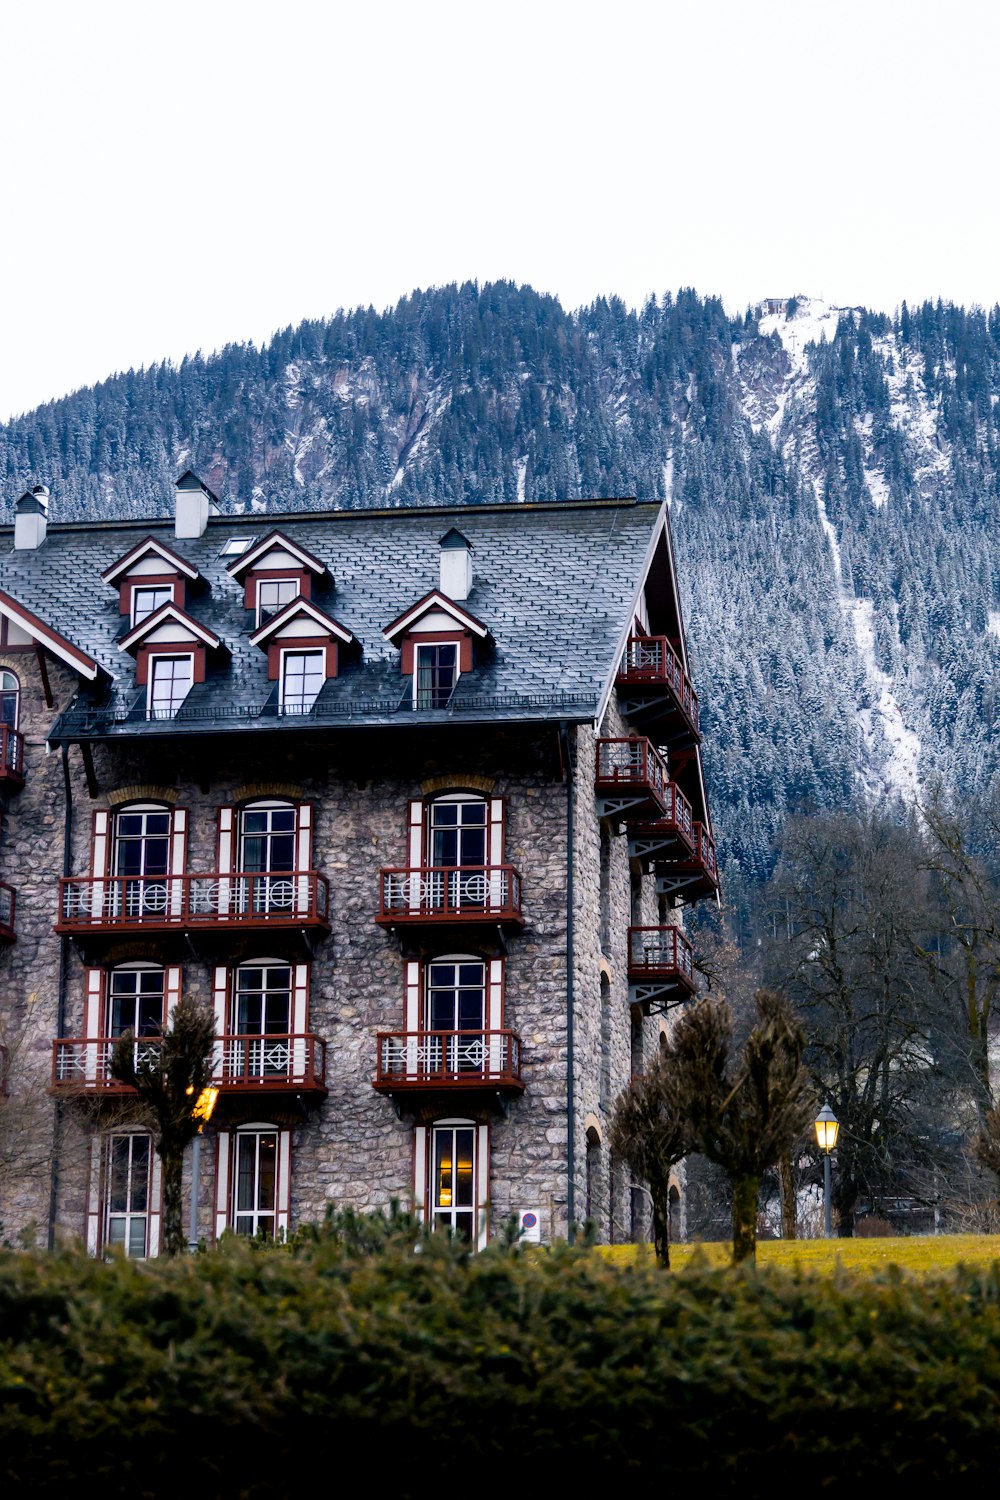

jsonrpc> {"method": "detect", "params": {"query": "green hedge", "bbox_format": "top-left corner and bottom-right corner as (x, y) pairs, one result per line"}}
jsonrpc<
(2, 1213), (1000, 1494)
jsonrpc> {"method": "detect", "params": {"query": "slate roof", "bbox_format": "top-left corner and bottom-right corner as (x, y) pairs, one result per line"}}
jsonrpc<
(0, 498), (668, 742)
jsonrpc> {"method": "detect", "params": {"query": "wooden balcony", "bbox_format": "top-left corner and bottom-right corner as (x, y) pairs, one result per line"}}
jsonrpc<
(627, 925), (697, 1011)
(0, 881), (15, 944)
(595, 737), (670, 821)
(0, 726), (25, 787)
(626, 782), (697, 864)
(654, 822), (720, 905)
(51, 1033), (327, 1096)
(617, 636), (700, 744)
(55, 871), (330, 937)
(376, 865), (524, 930)
(373, 1029), (524, 1095)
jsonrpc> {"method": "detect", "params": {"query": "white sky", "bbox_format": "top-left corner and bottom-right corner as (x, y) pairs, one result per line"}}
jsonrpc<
(0, 0), (997, 420)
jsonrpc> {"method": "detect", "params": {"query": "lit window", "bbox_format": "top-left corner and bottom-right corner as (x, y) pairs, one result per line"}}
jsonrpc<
(256, 579), (300, 627)
(105, 1133), (152, 1257)
(148, 656), (193, 718)
(415, 643), (458, 708)
(430, 1123), (477, 1242)
(219, 537), (252, 558)
(131, 586), (174, 626)
(232, 1130), (278, 1237)
(0, 670), (19, 731)
(280, 650), (324, 715)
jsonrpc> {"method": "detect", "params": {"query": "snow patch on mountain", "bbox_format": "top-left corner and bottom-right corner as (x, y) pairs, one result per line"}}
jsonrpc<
(758, 296), (841, 374)
(815, 486), (921, 806)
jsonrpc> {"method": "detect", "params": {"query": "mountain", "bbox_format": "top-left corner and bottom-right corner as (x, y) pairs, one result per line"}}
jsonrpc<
(3, 282), (999, 909)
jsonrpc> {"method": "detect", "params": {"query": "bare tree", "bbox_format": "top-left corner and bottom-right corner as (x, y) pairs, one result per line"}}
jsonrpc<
(765, 811), (952, 1235)
(111, 996), (215, 1256)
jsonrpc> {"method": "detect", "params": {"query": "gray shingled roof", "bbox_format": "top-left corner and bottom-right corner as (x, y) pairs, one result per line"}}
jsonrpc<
(0, 498), (664, 740)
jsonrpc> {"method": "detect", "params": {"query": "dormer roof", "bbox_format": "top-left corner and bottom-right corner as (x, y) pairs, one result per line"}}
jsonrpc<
(102, 536), (200, 586)
(383, 590), (489, 645)
(249, 597), (354, 650)
(118, 602), (223, 655)
(226, 530), (328, 584)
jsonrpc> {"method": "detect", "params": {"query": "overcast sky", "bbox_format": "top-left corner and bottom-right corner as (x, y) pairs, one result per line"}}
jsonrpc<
(0, 0), (996, 420)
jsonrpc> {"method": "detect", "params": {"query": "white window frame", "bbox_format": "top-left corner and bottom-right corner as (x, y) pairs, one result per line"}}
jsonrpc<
(413, 641), (459, 709)
(255, 578), (300, 628)
(420, 1118), (489, 1249)
(279, 647), (325, 715)
(147, 654), (194, 719)
(230, 1127), (281, 1239)
(104, 1132), (154, 1258)
(131, 583), (175, 628)
(0, 669), (20, 732)
(219, 537), (252, 558)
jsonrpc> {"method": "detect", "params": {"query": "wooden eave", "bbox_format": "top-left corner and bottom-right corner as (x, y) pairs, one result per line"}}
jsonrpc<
(0, 587), (102, 681)
(383, 590), (489, 645)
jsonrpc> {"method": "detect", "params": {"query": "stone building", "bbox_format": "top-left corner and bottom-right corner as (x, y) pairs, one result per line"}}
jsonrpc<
(0, 476), (717, 1252)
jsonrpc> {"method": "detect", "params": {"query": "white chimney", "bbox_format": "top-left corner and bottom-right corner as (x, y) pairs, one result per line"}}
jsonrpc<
(174, 470), (212, 538)
(14, 484), (49, 550)
(439, 527), (473, 601)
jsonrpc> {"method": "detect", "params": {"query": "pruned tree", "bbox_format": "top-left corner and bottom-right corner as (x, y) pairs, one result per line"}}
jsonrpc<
(683, 989), (815, 1263)
(609, 1047), (692, 1267)
(611, 989), (814, 1265)
(110, 995), (216, 1256)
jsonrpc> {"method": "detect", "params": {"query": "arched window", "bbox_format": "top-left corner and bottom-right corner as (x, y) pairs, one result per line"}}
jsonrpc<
(231, 960), (293, 1081)
(0, 670), (19, 731)
(112, 804), (172, 918)
(427, 793), (487, 868)
(107, 963), (164, 1038)
(237, 800), (299, 915)
(231, 1126), (279, 1238)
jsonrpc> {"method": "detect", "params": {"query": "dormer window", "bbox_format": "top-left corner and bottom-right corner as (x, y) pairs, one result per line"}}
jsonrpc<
(226, 530), (329, 620)
(383, 591), (489, 710)
(249, 597), (354, 715)
(280, 649), (324, 714)
(103, 536), (200, 624)
(257, 578), (300, 628)
(132, 585), (174, 627)
(415, 642), (458, 708)
(118, 604), (226, 721)
(148, 655), (193, 718)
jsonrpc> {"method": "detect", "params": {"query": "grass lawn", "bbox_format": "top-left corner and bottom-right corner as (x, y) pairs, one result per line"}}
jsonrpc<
(597, 1233), (1000, 1275)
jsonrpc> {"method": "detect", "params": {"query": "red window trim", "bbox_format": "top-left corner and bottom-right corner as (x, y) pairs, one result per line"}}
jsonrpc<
(135, 644), (205, 687)
(243, 568), (313, 611)
(265, 636), (338, 683)
(119, 574), (186, 619)
(401, 630), (473, 675)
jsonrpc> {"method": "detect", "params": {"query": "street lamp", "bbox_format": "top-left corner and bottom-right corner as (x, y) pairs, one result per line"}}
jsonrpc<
(187, 1086), (219, 1252)
(814, 1102), (839, 1238)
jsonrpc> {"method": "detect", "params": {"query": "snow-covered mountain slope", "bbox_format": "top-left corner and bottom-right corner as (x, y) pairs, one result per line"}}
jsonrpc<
(2, 283), (999, 891)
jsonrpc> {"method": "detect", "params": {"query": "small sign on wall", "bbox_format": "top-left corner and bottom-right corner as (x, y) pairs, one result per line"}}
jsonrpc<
(518, 1209), (542, 1244)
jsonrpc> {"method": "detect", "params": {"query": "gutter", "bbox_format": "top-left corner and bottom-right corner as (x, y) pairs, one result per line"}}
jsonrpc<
(561, 721), (576, 1243)
(46, 744), (73, 1250)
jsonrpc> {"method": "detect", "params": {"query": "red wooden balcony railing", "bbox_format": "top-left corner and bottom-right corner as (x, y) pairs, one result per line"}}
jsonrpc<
(376, 865), (524, 926)
(627, 926), (696, 989)
(55, 871), (330, 933)
(692, 823), (718, 884)
(0, 881), (15, 943)
(627, 782), (696, 856)
(52, 1032), (327, 1093)
(595, 737), (670, 817)
(618, 636), (700, 733)
(0, 726), (25, 784)
(373, 1029), (524, 1092)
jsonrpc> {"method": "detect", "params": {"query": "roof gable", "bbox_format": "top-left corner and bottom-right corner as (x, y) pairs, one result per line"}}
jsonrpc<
(118, 602), (222, 655)
(249, 597), (354, 650)
(226, 530), (328, 583)
(383, 590), (488, 645)
(102, 536), (200, 586)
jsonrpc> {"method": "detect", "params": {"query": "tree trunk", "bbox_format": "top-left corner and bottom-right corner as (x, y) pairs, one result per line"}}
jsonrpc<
(160, 1143), (185, 1256)
(651, 1190), (671, 1269)
(779, 1154), (796, 1239)
(731, 1174), (759, 1264)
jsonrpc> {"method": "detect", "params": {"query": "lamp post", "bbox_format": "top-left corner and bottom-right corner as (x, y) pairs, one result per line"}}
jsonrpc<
(187, 1086), (219, 1252)
(814, 1102), (839, 1238)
